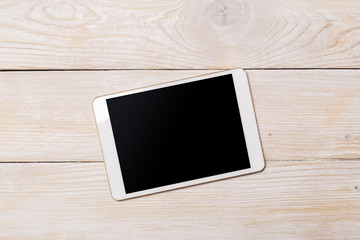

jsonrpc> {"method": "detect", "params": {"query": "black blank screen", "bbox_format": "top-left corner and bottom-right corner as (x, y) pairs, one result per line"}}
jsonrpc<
(107, 74), (250, 193)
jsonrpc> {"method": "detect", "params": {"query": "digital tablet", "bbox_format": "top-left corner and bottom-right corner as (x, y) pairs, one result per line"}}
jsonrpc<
(93, 69), (265, 200)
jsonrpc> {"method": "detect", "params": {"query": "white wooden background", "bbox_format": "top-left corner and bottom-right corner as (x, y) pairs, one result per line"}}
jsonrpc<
(0, 0), (359, 239)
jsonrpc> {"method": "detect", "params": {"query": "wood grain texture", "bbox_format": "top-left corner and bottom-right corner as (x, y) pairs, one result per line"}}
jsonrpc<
(247, 70), (360, 161)
(0, 160), (359, 239)
(0, 70), (359, 162)
(0, 0), (360, 69)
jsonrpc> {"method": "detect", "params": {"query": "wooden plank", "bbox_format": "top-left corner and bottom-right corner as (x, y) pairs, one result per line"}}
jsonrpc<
(0, 70), (208, 162)
(0, 160), (359, 239)
(247, 70), (360, 161)
(0, 70), (359, 162)
(0, 0), (359, 69)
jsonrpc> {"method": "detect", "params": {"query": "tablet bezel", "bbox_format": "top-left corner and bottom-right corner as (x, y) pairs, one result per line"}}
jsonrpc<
(93, 69), (265, 200)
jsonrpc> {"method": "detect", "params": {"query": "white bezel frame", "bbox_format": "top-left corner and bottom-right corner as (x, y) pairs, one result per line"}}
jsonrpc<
(93, 69), (265, 200)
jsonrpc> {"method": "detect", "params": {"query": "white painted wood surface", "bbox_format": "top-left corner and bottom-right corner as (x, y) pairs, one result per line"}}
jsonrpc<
(0, 70), (359, 162)
(1, 70), (359, 238)
(0, 0), (359, 238)
(0, 0), (359, 69)
(1, 161), (360, 239)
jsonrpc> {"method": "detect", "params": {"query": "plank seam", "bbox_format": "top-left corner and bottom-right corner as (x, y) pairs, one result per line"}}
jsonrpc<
(0, 68), (359, 72)
(0, 158), (359, 164)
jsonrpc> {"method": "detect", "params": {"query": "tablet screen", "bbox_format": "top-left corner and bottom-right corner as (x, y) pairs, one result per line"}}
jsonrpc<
(107, 74), (250, 193)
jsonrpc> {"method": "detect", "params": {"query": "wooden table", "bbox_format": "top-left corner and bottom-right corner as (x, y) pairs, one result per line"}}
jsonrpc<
(1, 1), (359, 239)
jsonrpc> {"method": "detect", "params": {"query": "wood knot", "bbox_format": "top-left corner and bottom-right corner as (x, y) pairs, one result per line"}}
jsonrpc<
(207, 0), (248, 27)
(29, 0), (100, 28)
(44, 2), (77, 21)
(344, 134), (353, 140)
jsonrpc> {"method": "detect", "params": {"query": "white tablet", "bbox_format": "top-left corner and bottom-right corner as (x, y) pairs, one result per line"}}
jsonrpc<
(93, 69), (265, 200)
